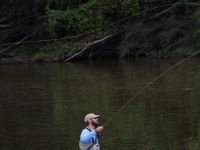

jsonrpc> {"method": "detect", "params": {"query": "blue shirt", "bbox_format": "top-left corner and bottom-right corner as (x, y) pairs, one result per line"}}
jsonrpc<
(79, 128), (100, 150)
(80, 128), (99, 144)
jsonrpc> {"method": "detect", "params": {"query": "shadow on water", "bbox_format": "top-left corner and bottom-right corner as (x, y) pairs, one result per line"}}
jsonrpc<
(0, 58), (200, 150)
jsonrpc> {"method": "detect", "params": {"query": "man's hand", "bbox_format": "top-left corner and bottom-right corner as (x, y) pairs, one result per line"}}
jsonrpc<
(95, 126), (104, 133)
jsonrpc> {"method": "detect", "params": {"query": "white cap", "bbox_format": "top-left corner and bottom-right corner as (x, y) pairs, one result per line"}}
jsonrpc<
(84, 113), (100, 123)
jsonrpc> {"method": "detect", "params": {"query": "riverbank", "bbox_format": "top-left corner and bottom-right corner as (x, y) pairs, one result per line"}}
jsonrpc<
(1, 50), (200, 64)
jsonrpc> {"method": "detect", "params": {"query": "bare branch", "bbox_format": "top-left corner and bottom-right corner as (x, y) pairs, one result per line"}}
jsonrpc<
(64, 31), (122, 62)
(0, 35), (30, 55)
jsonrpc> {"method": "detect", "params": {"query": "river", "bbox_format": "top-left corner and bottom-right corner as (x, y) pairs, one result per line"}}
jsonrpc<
(0, 58), (200, 150)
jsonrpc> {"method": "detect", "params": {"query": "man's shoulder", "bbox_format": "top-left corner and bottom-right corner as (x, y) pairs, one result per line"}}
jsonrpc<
(81, 128), (97, 135)
(81, 128), (91, 133)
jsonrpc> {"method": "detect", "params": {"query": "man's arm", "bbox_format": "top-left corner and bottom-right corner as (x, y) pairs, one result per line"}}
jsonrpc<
(80, 130), (97, 143)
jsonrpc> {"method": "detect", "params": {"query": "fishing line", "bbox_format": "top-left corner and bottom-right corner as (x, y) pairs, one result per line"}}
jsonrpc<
(0, 2), (200, 47)
(103, 50), (200, 126)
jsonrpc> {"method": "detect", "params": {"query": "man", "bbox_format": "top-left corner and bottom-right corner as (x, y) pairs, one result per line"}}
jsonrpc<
(79, 113), (104, 150)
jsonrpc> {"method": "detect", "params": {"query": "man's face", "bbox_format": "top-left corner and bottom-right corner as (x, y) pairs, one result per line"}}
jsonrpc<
(91, 117), (99, 125)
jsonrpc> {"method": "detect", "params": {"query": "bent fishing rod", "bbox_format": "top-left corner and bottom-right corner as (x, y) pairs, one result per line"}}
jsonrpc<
(103, 50), (200, 127)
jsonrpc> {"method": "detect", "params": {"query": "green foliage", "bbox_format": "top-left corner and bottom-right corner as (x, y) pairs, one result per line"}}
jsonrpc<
(40, 0), (144, 38)
(1, 0), (200, 61)
(120, 2), (200, 58)
(33, 41), (80, 61)
(120, 0), (140, 13)
(43, 0), (107, 37)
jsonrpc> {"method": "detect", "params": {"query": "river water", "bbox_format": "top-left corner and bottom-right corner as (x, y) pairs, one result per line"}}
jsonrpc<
(0, 58), (200, 150)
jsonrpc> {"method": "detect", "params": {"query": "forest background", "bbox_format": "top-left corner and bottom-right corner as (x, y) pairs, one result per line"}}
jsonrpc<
(1, 0), (200, 63)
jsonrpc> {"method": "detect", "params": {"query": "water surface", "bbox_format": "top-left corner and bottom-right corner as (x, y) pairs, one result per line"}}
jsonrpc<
(0, 58), (200, 150)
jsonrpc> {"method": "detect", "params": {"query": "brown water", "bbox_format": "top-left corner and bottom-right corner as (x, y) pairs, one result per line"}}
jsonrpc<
(0, 58), (200, 150)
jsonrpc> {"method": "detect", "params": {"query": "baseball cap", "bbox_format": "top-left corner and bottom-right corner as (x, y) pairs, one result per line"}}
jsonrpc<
(84, 113), (100, 123)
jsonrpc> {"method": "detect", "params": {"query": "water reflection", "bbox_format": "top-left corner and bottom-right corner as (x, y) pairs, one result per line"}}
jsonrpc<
(0, 59), (200, 150)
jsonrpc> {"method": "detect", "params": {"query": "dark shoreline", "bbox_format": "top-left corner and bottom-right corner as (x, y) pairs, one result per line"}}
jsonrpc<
(1, 53), (199, 65)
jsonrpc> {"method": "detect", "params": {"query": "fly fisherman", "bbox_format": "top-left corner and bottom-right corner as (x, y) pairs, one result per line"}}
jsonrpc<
(79, 113), (104, 150)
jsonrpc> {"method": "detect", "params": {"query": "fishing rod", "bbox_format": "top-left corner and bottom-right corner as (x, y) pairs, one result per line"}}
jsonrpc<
(0, 2), (200, 47)
(102, 1), (200, 127)
(103, 50), (200, 127)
